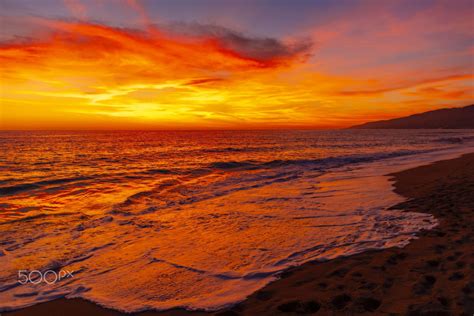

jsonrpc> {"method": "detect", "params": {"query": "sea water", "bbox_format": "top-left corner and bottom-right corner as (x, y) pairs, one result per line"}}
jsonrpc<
(0, 129), (473, 311)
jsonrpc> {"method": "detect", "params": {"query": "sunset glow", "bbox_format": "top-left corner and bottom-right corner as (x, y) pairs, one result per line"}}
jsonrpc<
(1, 2), (474, 314)
(0, 0), (473, 129)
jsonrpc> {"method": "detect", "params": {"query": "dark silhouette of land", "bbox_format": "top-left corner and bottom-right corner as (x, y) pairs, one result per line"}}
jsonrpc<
(351, 104), (474, 129)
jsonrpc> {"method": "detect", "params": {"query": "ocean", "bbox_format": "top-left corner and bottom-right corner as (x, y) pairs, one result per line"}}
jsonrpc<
(1, 129), (473, 312)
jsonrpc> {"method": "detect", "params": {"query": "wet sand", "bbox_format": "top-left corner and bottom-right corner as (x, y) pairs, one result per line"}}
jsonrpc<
(5, 153), (474, 315)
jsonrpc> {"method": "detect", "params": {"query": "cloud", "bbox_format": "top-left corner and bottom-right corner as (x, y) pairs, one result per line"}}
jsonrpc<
(0, 19), (311, 77)
(185, 78), (223, 86)
(63, 0), (87, 20)
(1, 1), (472, 130)
(333, 74), (473, 97)
(405, 86), (473, 100)
(0, 19), (320, 128)
(124, 0), (154, 32)
(163, 22), (314, 64)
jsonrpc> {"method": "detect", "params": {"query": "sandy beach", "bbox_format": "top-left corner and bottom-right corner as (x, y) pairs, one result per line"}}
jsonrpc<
(5, 152), (473, 316)
(2, 0), (474, 314)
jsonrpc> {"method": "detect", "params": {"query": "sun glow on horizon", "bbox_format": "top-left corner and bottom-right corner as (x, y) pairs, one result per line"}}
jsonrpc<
(0, 0), (473, 130)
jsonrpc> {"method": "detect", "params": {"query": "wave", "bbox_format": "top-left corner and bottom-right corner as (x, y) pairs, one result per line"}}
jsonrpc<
(205, 149), (435, 172)
(207, 161), (257, 170)
(436, 135), (474, 144)
(0, 176), (92, 196)
(0, 137), (471, 313)
(143, 168), (174, 174)
(106, 149), (434, 218)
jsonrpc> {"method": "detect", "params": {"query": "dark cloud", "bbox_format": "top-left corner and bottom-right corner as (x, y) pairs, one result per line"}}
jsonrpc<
(186, 78), (223, 86)
(162, 22), (314, 62)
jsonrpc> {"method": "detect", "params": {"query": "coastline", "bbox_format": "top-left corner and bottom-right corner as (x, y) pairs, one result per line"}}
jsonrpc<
(4, 153), (474, 315)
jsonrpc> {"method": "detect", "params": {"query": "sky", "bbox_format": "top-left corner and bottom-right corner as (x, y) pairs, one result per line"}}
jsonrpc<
(0, 0), (473, 129)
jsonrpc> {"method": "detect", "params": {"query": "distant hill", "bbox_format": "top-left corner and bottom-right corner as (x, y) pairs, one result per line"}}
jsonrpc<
(350, 104), (474, 129)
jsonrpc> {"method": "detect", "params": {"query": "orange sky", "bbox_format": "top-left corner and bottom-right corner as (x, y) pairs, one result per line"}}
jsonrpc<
(0, 0), (473, 129)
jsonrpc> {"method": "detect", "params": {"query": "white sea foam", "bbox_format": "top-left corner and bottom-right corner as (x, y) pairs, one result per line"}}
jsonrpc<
(0, 130), (473, 312)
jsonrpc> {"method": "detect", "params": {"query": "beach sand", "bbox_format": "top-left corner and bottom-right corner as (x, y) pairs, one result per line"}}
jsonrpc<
(5, 153), (474, 315)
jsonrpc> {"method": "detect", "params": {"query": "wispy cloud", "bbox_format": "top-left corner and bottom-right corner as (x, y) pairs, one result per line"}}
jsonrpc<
(333, 74), (474, 97)
(63, 0), (87, 20)
(0, 0), (472, 129)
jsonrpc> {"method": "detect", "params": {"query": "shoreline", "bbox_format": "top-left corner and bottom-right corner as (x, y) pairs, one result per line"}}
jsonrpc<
(4, 153), (474, 315)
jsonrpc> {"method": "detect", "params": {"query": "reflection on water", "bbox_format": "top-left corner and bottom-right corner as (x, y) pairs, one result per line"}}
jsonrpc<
(0, 130), (473, 311)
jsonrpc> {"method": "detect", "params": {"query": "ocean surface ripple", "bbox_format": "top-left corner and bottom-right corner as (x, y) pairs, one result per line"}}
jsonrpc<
(0, 130), (473, 312)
